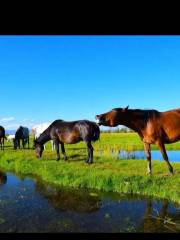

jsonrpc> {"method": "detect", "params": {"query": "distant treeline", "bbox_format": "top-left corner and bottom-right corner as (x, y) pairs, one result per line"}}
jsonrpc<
(100, 127), (134, 133)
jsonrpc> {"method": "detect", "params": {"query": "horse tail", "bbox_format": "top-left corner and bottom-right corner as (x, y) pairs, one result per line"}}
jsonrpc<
(92, 123), (100, 142)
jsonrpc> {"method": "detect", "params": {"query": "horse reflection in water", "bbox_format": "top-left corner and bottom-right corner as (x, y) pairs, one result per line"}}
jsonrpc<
(0, 170), (7, 185)
(35, 181), (101, 213)
(139, 199), (180, 233)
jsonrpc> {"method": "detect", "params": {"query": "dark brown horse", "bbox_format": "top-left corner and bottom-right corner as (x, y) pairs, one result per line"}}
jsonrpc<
(14, 126), (29, 150)
(0, 126), (6, 150)
(96, 106), (180, 175)
(34, 120), (100, 163)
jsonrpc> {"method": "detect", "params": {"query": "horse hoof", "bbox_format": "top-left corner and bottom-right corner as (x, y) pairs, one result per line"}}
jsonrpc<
(164, 173), (173, 177)
(56, 158), (60, 161)
(146, 172), (152, 176)
(88, 161), (93, 164)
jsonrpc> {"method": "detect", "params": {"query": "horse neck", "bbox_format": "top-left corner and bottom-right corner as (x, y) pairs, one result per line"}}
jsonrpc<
(120, 110), (146, 133)
(37, 129), (51, 145)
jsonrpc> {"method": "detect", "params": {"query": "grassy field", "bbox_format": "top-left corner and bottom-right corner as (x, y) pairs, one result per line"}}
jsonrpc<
(0, 132), (180, 204)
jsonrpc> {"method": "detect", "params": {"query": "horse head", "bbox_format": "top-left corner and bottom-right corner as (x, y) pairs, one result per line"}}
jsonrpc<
(34, 139), (44, 158)
(95, 106), (129, 127)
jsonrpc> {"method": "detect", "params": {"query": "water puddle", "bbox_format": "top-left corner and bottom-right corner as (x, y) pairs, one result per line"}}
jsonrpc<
(0, 170), (179, 232)
(117, 150), (180, 162)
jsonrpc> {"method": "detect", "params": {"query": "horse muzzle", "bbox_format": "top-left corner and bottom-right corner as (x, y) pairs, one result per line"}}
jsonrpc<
(95, 116), (102, 125)
(36, 153), (42, 158)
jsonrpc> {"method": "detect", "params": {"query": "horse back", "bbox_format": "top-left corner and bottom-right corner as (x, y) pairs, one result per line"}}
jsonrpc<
(50, 120), (100, 144)
(160, 109), (180, 142)
(143, 109), (180, 144)
(15, 126), (29, 139)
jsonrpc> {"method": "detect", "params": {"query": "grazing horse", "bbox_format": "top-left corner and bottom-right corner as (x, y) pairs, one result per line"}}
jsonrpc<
(34, 119), (100, 163)
(96, 106), (180, 175)
(0, 126), (6, 150)
(32, 122), (55, 150)
(14, 126), (29, 149)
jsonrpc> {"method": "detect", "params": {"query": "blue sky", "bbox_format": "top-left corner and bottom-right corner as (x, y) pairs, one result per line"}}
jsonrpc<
(0, 35), (180, 130)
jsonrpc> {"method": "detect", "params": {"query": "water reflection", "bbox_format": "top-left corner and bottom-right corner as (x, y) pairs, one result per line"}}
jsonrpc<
(0, 170), (179, 232)
(34, 181), (180, 232)
(138, 199), (180, 232)
(35, 181), (102, 213)
(0, 170), (7, 185)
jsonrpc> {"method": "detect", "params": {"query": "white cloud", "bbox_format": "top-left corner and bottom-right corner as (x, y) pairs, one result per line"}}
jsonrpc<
(22, 118), (28, 122)
(0, 117), (37, 130)
(4, 123), (20, 129)
(0, 117), (15, 122)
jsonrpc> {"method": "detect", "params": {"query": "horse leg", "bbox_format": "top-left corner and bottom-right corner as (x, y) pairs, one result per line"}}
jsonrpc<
(86, 142), (94, 164)
(33, 137), (35, 149)
(28, 137), (29, 149)
(143, 142), (152, 175)
(60, 142), (67, 161)
(3, 138), (4, 150)
(156, 141), (173, 175)
(0, 138), (2, 150)
(54, 139), (60, 161)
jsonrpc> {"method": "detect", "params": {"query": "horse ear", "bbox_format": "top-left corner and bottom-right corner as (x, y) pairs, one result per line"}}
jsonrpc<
(122, 105), (129, 112)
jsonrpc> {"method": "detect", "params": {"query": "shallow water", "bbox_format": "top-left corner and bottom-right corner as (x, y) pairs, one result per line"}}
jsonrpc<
(0, 170), (179, 233)
(117, 150), (180, 162)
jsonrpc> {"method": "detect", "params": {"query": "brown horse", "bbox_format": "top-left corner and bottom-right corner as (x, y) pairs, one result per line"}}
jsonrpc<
(96, 106), (180, 175)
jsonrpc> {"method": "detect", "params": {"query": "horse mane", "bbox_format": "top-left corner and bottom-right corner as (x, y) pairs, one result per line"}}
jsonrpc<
(48, 119), (64, 128)
(131, 109), (160, 123)
(39, 119), (64, 135)
(112, 108), (160, 126)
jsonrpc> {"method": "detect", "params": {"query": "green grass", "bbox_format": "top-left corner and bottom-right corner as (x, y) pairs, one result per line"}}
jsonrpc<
(1, 133), (180, 204)
(95, 132), (180, 150)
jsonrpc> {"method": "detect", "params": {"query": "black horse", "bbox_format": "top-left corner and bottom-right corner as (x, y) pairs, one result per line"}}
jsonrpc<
(0, 126), (6, 150)
(34, 120), (100, 163)
(14, 126), (29, 149)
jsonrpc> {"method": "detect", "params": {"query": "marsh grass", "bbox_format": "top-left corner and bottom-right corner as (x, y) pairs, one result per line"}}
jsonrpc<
(1, 133), (180, 204)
